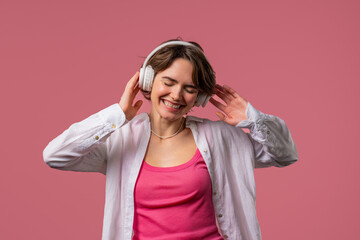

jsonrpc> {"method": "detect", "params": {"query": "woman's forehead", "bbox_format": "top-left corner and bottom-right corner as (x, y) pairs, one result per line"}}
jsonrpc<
(158, 59), (194, 84)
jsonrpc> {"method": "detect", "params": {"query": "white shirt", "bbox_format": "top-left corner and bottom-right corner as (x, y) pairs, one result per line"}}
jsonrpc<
(43, 102), (298, 240)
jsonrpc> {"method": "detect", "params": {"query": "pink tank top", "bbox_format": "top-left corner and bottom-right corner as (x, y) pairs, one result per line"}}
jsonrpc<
(133, 148), (224, 240)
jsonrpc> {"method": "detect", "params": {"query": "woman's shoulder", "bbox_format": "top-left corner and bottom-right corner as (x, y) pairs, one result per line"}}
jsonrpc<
(186, 115), (241, 132)
(186, 115), (250, 146)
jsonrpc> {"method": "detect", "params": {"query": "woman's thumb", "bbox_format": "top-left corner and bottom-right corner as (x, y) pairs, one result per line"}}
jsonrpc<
(134, 100), (143, 111)
(215, 111), (226, 121)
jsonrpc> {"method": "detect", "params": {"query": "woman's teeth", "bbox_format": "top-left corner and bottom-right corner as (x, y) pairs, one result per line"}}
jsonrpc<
(163, 100), (182, 109)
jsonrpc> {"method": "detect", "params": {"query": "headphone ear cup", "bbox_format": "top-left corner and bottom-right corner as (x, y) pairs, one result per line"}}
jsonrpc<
(139, 67), (145, 90)
(143, 65), (154, 91)
(195, 92), (211, 107)
(139, 65), (155, 91)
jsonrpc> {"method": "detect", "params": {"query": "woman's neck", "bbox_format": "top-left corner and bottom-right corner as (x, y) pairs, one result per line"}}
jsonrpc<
(149, 112), (186, 138)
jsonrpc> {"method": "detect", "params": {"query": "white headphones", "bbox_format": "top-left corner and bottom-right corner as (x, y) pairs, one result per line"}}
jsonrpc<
(139, 41), (211, 107)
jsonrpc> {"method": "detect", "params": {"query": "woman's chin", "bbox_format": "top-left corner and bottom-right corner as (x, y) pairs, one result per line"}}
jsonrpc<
(158, 111), (184, 121)
(153, 108), (185, 122)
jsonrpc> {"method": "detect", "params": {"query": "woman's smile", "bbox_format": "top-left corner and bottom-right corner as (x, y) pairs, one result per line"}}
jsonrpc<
(162, 99), (185, 111)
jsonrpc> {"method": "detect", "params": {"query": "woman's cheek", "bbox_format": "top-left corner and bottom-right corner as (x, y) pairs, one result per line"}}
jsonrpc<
(187, 93), (198, 104)
(157, 83), (168, 92)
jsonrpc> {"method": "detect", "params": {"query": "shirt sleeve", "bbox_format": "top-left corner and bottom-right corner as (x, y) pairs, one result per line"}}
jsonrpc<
(43, 103), (127, 174)
(236, 102), (298, 168)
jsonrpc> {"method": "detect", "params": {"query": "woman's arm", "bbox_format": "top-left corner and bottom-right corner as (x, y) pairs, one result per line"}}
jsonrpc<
(236, 102), (298, 168)
(209, 84), (298, 168)
(43, 72), (143, 174)
(43, 104), (127, 174)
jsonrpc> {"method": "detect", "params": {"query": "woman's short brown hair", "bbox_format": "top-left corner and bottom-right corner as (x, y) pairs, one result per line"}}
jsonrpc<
(140, 38), (216, 100)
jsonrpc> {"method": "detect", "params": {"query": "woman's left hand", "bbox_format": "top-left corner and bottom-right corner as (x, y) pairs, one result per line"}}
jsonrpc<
(209, 84), (249, 126)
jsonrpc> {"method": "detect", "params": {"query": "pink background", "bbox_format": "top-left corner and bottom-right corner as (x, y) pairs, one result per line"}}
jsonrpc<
(1, 0), (359, 239)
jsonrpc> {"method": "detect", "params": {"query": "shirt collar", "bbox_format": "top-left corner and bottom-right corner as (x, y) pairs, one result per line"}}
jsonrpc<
(186, 115), (203, 123)
(185, 115), (203, 129)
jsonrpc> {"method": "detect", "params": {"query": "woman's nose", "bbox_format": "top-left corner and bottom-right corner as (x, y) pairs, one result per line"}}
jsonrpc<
(170, 86), (182, 100)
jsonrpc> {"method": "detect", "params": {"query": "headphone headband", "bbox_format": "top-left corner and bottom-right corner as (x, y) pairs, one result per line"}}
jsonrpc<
(141, 41), (206, 71)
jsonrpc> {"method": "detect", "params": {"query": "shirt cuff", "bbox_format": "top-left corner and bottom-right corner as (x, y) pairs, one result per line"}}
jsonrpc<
(98, 103), (127, 130)
(236, 102), (264, 129)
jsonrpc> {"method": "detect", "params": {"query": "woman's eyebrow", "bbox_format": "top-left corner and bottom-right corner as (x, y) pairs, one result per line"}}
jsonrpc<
(162, 76), (196, 88)
(162, 76), (178, 82)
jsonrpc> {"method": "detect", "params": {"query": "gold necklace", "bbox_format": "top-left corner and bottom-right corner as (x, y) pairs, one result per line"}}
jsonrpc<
(151, 118), (185, 140)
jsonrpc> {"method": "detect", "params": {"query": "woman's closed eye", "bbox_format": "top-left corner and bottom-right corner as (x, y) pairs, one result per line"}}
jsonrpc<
(163, 81), (197, 94)
(185, 87), (197, 94)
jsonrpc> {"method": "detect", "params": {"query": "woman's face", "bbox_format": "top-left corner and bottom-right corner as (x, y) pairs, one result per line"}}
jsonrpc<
(150, 58), (199, 122)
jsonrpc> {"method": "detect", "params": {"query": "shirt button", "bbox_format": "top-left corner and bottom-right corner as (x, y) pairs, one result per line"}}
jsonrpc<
(203, 149), (207, 153)
(95, 136), (99, 140)
(267, 130), (270, 135)
(223, 235), (228, 238)
(112, 124), (116, 128)
(218, 214), (223, 218)
(213, 191), (217, 195)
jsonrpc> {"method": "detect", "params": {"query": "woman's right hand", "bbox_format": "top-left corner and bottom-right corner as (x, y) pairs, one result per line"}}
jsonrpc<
(119, 71), (143, 121)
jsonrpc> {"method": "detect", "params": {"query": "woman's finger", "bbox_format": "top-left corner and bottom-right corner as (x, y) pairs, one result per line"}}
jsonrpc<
(215, 111), (227, 121)
(215, 84), (235, 100)
(214, 87), (231, 103)
(222, 84), (239, 99)
(130, 86), (140, 101)
(133, 100), (143, 111)
(128, 72), (140, 89)
(120, 73), (140, 106)
(125, 73), (141, 99)
(223, 85), (248, 104)
(209, 97), (226, 112)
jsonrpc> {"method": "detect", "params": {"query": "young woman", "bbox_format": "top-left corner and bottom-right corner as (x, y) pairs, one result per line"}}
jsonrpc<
(43, 39), (298, 240)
